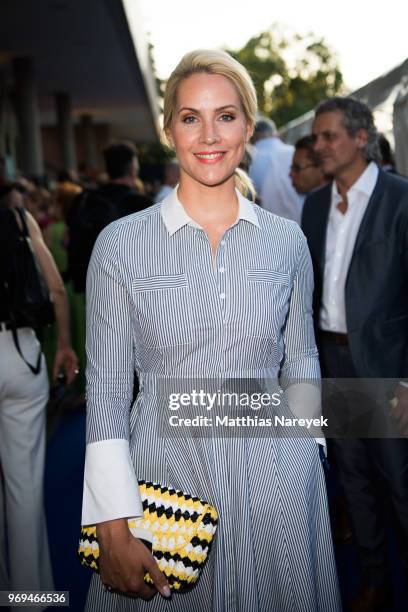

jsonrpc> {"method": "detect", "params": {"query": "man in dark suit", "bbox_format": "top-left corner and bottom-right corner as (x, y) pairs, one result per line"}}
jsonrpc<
(302, 97), (408, 612)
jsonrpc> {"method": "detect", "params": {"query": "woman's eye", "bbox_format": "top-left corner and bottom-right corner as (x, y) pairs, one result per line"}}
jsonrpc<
(219, 113), (235, 122)
(182, 115), (197, 124)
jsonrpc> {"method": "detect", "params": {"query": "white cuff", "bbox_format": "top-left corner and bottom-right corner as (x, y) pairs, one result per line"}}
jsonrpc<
(285, 382), (325, 447)
(81, 439), (144, 526)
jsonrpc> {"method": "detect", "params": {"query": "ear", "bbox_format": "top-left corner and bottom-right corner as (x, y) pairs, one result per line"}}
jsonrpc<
(164, 128), (174, 149)
(246, 123), (253, 143)
(356, 128), (368, 149)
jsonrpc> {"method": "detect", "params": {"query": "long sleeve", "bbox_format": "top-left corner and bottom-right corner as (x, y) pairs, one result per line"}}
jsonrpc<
(81, 223), (149, 535)
(280, 228), (324, 445)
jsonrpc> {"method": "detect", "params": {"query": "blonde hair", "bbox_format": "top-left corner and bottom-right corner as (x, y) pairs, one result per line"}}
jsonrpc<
(163, 49), (257, 196)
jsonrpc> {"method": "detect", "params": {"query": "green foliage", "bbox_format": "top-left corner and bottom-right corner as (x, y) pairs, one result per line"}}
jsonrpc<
(226, 26), (343, 127)
(137, 141), (174, 165)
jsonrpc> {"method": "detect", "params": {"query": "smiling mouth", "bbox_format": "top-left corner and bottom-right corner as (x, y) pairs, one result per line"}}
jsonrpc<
(194, 151), (226, 163)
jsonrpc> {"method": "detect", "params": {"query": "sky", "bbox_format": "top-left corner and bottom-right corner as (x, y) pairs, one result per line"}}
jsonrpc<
(136, 0), (407, 92)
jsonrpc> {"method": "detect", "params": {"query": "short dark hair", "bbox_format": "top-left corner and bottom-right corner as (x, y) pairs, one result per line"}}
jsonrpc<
(253, 117), (277, 136)
(103, 143), (138, 180)
(315, 97), (380, 163)
(295, 135), (320, 165)
(378, 133), (395, 166)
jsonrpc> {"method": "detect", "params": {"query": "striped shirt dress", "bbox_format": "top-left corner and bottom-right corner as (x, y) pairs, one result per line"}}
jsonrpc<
(84, 189), (341, 612)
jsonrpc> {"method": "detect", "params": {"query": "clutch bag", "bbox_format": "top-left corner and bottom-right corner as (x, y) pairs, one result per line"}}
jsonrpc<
(78, 480), (218, 591)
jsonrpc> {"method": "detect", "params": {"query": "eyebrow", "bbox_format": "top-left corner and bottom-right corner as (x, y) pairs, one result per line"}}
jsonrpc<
(177, 104), (239, 115)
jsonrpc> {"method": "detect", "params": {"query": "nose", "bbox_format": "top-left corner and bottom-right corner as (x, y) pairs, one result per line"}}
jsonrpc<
(200, 119), (220, 145)
(313, 135), (324, 153)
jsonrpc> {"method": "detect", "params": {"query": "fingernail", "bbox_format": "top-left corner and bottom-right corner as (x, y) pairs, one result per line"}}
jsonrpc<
(161, 585), (171, 598)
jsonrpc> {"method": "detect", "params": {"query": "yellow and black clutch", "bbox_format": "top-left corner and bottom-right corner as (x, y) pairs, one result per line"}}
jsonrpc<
(78, 480), (218, 591)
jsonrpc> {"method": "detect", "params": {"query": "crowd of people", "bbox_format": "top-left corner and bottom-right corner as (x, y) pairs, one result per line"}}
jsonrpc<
(0, 47), (407, 612)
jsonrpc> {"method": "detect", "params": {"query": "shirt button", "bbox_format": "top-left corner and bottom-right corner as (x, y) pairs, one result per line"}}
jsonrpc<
(220, 240), (226, 247)
(219, 266), (225, 273)
(220, 293), (226, 299)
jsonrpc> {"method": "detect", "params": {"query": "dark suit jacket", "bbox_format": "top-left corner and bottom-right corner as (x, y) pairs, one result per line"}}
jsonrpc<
(301, 169), (408, 377)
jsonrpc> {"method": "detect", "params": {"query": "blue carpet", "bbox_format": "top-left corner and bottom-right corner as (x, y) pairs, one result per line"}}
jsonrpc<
(44, 406), (91, 612)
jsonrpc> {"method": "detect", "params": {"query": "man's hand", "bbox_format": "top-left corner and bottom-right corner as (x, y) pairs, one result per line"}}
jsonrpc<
(53, 346), (78, 385)
(96, 519), (170, 599)
(389, 384), (408, 437)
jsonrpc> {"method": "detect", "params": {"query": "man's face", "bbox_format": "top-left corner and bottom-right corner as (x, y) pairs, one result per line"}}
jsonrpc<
(289, 148), (323, 195)
(312, 110), (368, 178)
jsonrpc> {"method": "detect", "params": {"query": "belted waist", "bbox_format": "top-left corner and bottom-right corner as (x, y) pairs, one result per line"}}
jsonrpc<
(0, 321), (27, 332)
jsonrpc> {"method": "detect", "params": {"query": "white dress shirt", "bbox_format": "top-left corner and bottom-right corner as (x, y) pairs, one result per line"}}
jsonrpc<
(320, 162), (379, 333)
(249, 137), (304, 224)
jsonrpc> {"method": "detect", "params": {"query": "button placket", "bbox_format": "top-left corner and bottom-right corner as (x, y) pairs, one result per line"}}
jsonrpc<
(216, 239), (226, 300)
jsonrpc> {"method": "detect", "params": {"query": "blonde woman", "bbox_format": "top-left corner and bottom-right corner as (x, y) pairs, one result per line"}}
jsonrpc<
(82, 50), (340, 611)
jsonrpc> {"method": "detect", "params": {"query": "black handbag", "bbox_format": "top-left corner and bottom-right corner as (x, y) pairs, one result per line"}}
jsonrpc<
(4, 207), (55, 374)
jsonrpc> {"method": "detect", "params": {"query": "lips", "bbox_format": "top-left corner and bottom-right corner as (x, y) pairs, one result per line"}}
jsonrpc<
(194, 151), (226, 164)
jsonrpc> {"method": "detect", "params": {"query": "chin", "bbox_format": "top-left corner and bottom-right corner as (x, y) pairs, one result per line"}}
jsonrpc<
(191, 169), (236, 188)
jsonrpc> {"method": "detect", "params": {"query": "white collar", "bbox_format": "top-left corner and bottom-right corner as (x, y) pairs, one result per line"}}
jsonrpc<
(160, 185), (260, 236)
(332, 161), (379, 204)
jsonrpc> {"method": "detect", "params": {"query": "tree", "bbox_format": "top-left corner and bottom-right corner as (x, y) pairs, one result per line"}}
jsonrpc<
(227, 25), (343, 127)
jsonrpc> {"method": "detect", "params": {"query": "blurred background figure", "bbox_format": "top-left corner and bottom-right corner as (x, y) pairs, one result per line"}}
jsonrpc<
(25, 186), (53, 230)
(249, 117), (304, 223)
(0, 183), (78, 595)
(378, 133), (397, 173)
(154, 159), (180, 202)
(67, 142), (153, 295)
(45, 182), (83, 277)
(290, 135), (328, 195)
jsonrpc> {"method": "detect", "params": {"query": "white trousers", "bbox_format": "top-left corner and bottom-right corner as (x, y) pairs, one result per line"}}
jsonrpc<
(0, 328), (54, 593)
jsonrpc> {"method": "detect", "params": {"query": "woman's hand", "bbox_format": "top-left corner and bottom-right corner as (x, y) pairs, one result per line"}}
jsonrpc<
(53, 345), (78, 385)
(96, 518), (171, 599)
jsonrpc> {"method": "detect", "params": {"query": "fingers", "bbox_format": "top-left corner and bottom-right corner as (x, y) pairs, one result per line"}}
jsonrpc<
(98, 537), (171, 600)
(143, 555), (171, 598)
(53, 348), (79, 385)
(136, 582), (156, 600)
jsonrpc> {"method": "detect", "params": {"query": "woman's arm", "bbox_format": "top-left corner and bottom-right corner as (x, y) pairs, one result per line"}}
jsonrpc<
(83, 223), (170, 598)
(279, 227), (324, 444)
(26, 211), (78, 384)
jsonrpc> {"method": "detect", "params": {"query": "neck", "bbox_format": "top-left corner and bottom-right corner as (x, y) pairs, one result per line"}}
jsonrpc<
(335, 159), (369, 198)
(177, 176), (238, 227)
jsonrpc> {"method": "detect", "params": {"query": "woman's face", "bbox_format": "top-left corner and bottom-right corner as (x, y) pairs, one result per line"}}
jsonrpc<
(167, 72), (251, 189)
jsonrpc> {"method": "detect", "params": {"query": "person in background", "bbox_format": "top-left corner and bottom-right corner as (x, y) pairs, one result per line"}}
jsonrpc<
(98, 142), (153, 217)
(67, 142), (153, 295)
(249, 117), (304, 223)
(42, 182), (84, 385)
(302, 96), (408, 612)
(0, 184), (78, 597)
(25, 186), (53, 231)
(378, 133), (397, 173)
(45, 181), (83, 276)
(289, 135), (328, 195)
(154, 159), (180, 203)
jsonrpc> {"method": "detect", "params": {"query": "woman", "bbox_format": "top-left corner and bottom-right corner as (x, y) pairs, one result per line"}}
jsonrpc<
(83, 50), (341, 611)
(0, 185), (78, 598)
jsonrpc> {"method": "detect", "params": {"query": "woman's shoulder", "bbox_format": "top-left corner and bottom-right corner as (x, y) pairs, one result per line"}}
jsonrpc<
(255, 205), (305, 245)
(92, 203), (162, 259)
(98, 203), (162, 239)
